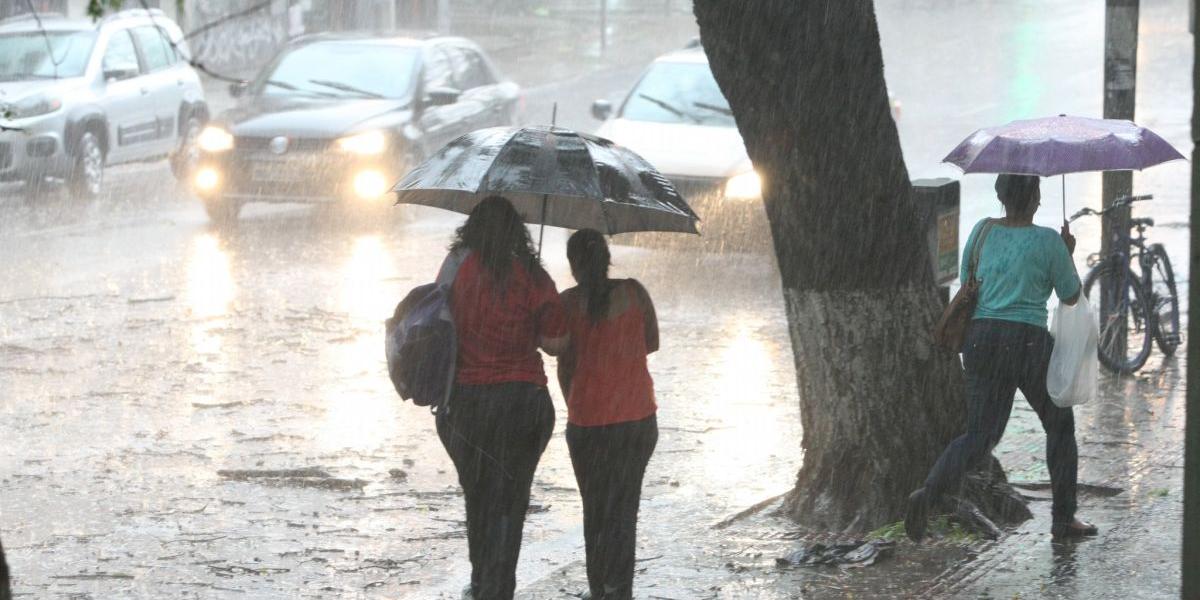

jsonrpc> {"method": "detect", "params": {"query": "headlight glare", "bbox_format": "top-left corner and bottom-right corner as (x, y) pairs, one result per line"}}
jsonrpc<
(353, 169), (389, 199)
(194, 167), (221, 192)
(724, 170), (762, 200)
(197, 126), (234, 152)
(338, 130), (387, 155)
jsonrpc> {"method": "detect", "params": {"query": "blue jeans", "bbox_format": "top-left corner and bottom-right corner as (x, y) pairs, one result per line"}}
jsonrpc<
(924, 319), (1079, 523)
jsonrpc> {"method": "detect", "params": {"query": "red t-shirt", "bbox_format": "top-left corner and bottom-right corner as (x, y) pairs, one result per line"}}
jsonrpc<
(564, 280), (656, 427)
(450, 252), (566, 386)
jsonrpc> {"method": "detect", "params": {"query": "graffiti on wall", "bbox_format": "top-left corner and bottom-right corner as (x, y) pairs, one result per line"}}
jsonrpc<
(189, 0), (287, 77)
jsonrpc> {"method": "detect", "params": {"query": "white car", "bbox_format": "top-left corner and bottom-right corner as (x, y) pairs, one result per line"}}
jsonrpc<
(592, 44), (899, 240)
(592, 46), (758, 208)
(0, 9), (207, 198)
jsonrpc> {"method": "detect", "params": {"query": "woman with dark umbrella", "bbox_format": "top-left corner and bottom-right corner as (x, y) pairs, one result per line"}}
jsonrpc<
(439, 196), (568, 600)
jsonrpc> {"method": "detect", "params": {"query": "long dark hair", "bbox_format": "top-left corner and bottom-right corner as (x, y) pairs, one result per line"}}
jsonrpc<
(567, 229), (612, 322)
(995, 174), (1040, 213)
(450, 196), (540, 283)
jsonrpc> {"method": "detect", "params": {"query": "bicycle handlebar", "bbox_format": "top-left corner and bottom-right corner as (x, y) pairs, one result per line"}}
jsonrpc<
(1067, 194), (1154, 223)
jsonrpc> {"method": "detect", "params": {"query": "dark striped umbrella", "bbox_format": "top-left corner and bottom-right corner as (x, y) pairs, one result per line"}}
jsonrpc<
(392, 126), (699, 238)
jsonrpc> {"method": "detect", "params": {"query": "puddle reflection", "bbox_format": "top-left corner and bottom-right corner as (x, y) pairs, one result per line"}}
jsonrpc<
(1049, 539), (1080, 589)
(184, 233), (236, 357)
(339, 235), (396, 322)
(185, 233), (236, 319)
(315, 235), (400, 453)
(699, 316), (790, 504)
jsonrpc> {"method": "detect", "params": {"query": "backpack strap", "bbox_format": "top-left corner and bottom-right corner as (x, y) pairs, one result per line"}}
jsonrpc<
(436, 248), (470, 289)
(967, 220), (996, 284)
(432, 248), (469, 416)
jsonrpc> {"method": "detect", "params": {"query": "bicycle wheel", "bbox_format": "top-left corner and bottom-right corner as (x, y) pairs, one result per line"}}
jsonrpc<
(1147, 244), (1181, 356)
(1083, 264), (1153, 373)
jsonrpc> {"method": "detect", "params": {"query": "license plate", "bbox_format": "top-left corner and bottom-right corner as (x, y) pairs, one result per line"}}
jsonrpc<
(251, 161), (305, 182)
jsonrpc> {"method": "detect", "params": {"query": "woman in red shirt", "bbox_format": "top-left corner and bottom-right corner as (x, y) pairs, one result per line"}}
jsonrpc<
(557, 229), (658, 600)
(438, 196), (568, 600)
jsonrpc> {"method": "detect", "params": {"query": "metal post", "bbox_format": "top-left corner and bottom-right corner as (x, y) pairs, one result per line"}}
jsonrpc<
(599, 0), (607, 54)
(1101, 0), (1139, 353)
(1184, 2), (1200, 596)
(437, 0), (450, 33)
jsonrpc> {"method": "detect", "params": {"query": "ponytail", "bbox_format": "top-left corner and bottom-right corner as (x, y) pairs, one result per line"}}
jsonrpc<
(566, 229), (612, 323)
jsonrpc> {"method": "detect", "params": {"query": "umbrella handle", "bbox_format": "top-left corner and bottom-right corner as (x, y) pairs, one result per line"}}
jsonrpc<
(537, 194), (547, 258)
(537, 102), (557, 259)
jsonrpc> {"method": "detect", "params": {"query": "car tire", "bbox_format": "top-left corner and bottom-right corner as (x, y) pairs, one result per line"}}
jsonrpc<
(171, 115), (202, 182)
(68, 131), (104, 201)
(203, 195), (241, 225)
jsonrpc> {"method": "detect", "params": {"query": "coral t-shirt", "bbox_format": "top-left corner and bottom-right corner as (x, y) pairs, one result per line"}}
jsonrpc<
(564, 280), (656, 427)
(450, 252), (566, 386)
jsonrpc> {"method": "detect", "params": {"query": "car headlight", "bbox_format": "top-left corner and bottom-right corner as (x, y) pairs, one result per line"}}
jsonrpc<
(337, 130), (387, 155)
(724, 170), (762, 200)
(8, 94), (63, 119)
(197, 126), (235, 152)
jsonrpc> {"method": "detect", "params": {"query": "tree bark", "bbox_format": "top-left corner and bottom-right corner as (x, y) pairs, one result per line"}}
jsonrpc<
(693, 0), (1029, 531)
(1, 537), (9, 600)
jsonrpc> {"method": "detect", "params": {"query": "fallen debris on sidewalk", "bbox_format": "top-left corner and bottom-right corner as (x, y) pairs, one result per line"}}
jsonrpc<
(776, 540), (895, 568)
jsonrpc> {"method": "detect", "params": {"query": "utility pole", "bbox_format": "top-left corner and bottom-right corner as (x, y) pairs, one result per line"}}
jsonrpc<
(1100, 0), (1139, 350)
(1185, 2), (1200, 596)
(599, 0), (608, 54)
(437, 0), (450, 33)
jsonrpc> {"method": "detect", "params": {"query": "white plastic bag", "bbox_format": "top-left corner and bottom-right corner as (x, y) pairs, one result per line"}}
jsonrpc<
(1046, 296), (1099, 407)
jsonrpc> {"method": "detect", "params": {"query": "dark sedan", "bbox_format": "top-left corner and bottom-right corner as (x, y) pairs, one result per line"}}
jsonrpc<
(191, 33), (522, 222)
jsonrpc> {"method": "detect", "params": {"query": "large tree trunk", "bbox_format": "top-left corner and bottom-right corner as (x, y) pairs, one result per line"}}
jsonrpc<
(694, 1), (1029, 531)
(1, 536), (10, 600)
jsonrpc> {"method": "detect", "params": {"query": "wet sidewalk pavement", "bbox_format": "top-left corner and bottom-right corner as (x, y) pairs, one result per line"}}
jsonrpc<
(2, 0), (1191, 597)
(514, 351), (1187, 599)
(0, 198), (1185, 598)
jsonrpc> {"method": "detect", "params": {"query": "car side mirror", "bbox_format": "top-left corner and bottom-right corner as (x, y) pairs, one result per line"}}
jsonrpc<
(229, 81), (249, 98)
(591, 99), (613, 121)
(424, 86), (460, 107)
(103, 65), (138, 82)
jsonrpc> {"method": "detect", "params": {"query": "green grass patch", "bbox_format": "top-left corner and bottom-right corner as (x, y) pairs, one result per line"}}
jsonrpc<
(869, 516), (979, 543)
(1149, 488), (1170, 498)
(868, 520), (906, 541)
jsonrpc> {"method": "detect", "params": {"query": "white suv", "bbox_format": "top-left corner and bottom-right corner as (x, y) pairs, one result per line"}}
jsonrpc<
(0, 9), (208, 198)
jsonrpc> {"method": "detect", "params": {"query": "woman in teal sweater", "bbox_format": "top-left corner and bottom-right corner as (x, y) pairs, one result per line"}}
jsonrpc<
(907, 174), (1097, 541)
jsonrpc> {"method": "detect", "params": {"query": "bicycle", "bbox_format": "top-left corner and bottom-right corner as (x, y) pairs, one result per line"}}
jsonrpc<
(1069, 194), (1181, 374)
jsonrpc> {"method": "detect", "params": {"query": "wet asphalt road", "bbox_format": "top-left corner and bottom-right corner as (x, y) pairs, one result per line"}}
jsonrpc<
(0, 0), (1193, 598)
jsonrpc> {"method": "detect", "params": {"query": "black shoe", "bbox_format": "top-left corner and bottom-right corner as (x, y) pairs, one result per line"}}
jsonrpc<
(905, 488), (930, 542)
(1051, 519), (1099, 540)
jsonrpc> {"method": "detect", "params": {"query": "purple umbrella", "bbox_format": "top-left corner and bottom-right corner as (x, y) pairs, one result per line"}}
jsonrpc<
(943, 115), (1185, 218)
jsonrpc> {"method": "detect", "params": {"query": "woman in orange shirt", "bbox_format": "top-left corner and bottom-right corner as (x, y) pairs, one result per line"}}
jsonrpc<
(557, 229), (658, 600)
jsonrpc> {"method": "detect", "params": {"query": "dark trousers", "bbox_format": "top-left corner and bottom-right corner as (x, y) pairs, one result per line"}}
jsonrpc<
(436, 382), (555, 600)
(924, 319), (1079, 523)
(566, 415), (658, 600)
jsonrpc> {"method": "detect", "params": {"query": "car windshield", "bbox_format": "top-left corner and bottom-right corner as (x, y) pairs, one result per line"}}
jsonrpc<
(260, 42), (419, 100)
(0, 31), (96, 81)
(620, 60), (734, 127)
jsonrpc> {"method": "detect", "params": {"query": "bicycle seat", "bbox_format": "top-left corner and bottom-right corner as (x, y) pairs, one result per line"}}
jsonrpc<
(1132, 217), (1155, 228)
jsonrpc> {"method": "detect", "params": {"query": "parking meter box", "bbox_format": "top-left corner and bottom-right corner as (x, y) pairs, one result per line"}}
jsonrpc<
(912, 178), (961, 299)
